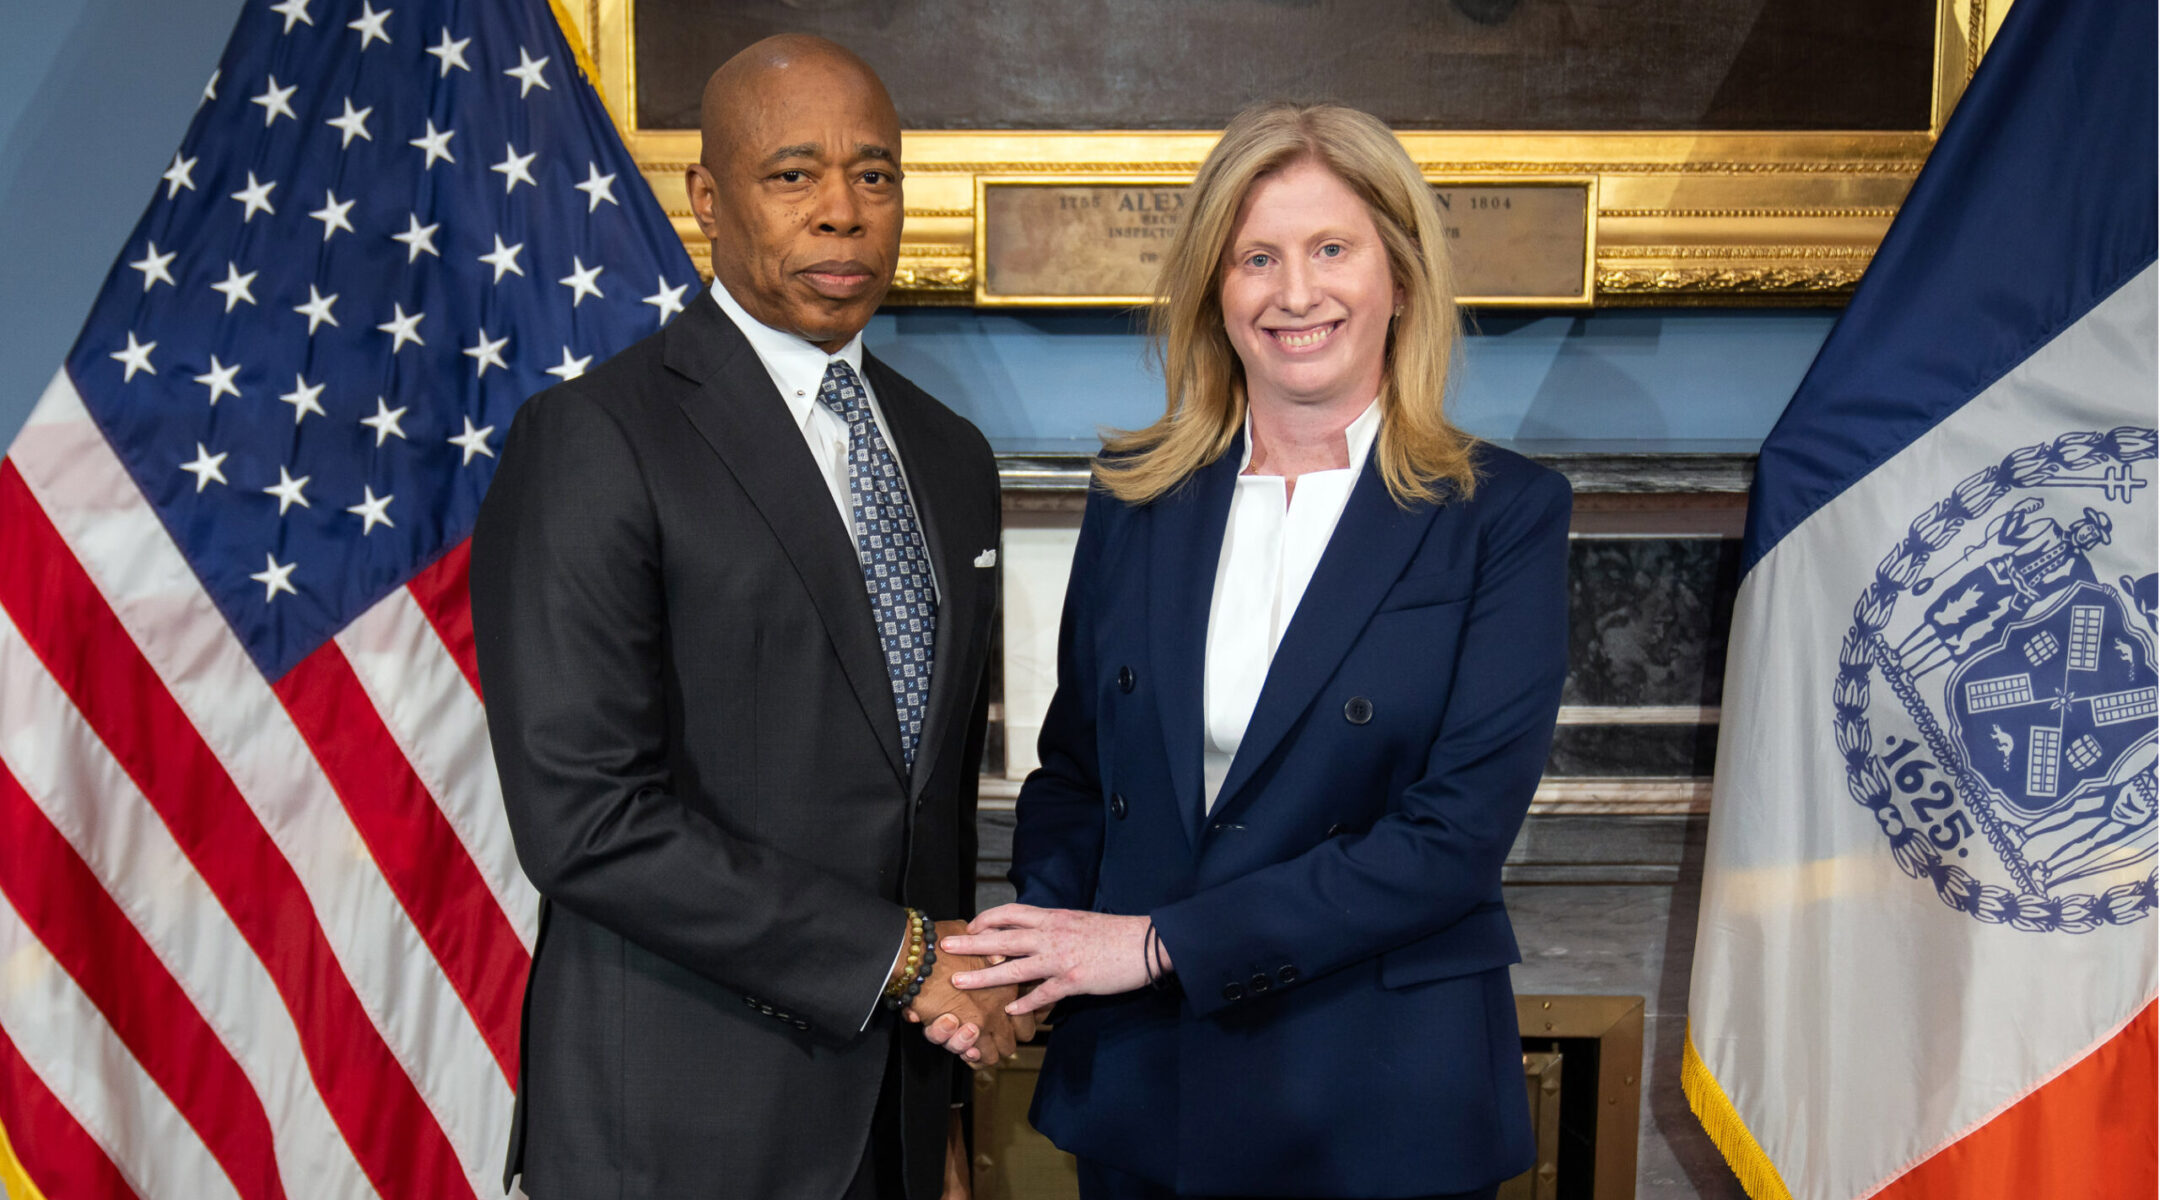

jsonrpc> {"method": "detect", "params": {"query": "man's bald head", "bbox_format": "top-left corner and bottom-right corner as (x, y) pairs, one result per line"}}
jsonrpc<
(700, 36), (897, 168)
(684, 35), (904, 350)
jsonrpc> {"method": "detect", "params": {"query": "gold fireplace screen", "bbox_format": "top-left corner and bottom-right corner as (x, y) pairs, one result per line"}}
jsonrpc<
(968, 995), (1647, 1200)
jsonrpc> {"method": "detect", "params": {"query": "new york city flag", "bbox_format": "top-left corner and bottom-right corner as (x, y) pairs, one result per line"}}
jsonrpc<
(1686, 0), (2158, 1197)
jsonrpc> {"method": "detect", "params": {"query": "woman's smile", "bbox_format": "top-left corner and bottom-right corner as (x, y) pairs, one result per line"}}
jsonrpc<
(1266, 320), (1343, 351)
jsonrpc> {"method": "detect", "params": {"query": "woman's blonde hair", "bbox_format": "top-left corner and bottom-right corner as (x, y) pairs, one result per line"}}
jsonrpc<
(1095, 101), (1478, 507)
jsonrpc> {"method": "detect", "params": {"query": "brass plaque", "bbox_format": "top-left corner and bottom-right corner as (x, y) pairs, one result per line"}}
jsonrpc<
(975, 177), (1595, 307)
(977, 178), (1190, 306)
(1432, 180), (1596, 305)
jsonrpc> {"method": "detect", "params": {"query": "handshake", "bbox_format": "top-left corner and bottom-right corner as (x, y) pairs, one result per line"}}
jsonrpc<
(900, 919), (1040, 1066)
(900, 907), (1169, 1066)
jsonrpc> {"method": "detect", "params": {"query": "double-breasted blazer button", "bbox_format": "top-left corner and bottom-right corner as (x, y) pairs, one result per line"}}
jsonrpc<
(1248, 973), (1272, 994)
(1117, 665), (1136, 693)
(1221, 982), (1245, 1003)
(1277, 965), (1301, 985)
(1344, 696), (1374, 725)
(1109, 792), (1128, 819)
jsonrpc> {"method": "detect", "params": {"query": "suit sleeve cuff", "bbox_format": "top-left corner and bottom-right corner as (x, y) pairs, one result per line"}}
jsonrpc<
(1151, 901), (1303, 1019)
(860, 926), (909, 1032)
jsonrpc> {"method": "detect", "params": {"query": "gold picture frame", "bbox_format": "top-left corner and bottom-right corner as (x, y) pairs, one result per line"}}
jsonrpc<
(563, 0), (2011, 306)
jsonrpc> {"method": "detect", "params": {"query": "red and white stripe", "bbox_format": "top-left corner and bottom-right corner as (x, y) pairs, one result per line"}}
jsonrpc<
(0, 889), (242, 1200)
(0, 369), (535, 1198)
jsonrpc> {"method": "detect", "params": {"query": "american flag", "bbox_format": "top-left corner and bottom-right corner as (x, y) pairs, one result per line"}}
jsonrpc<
(0, 0), (695, 1196)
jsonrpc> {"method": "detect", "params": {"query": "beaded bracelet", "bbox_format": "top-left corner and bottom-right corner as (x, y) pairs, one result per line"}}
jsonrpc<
(883, 908), (926, 1000)
(882, 908), (937, 1010)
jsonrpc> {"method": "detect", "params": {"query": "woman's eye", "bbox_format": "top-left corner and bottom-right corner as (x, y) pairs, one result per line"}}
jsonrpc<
(1319, 243), (1344, 258)
(1246, 252), (1272, 268)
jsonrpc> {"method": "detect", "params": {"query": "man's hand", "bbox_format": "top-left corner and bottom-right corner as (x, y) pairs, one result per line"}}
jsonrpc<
(937, 905), (1161, 1016)
(919, 984), (1050, 1065)
(905, 920), (1023, 1065)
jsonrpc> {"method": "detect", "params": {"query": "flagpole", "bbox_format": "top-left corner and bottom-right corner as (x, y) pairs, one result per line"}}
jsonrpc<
(0, 1112), (48, 1200)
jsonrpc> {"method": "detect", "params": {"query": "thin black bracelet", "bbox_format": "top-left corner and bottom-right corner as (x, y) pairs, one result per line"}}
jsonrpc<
(1146, 924), (1174, 991)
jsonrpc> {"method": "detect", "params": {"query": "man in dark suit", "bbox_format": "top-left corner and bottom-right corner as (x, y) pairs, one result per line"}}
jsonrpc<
(471, 35), (1013, 1200)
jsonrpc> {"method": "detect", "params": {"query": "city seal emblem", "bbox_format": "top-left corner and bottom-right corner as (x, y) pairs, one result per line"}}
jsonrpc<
(1836, 426), (2159, 932)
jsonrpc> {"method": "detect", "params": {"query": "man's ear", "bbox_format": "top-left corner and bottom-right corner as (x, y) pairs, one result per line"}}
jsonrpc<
(684, 163), (722, 240)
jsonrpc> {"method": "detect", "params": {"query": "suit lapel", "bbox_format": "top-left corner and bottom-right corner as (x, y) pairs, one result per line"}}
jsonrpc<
(1150, 436), (1241, 851)
(1208, 458), (1441, 822)
(665, 294), (907, 784)
(864, 355), (979, 800)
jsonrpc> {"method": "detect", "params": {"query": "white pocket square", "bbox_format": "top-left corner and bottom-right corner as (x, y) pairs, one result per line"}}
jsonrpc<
(973, 549), (998, 568)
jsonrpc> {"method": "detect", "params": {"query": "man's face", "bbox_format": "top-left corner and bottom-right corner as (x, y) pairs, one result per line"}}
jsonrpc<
(688, 57), (903, 352)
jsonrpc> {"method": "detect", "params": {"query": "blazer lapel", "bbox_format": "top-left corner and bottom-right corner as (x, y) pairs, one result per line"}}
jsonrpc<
(665, 295), (907, 784)
(864, 355), (978, 800)
(1209, 458), (1442, 822)
(1150, 436), (1242, 851)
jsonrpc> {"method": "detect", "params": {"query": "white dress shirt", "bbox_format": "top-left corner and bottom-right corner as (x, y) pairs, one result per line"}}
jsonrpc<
(708, 280), (938, 597)
(1201, 401), (1382, 813)
(708, 280), (934, 1026)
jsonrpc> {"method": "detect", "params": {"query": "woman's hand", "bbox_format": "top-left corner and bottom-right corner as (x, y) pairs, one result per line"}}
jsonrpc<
(937, 905), (1168, 1016)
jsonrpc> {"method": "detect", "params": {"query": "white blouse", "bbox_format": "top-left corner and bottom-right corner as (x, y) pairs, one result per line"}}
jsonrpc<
(1201, 401), (1383, 812)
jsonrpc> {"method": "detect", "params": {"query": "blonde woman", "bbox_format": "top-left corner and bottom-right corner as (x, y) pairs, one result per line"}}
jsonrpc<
(942, 101), (1571, 1199)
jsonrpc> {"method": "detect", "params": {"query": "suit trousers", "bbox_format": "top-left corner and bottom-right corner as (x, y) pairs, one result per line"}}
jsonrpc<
(842, 1031), (909, 1200)
(1076, 1158), (1501, 1200)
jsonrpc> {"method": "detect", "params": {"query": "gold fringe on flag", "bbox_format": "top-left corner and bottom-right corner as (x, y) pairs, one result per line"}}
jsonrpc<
(1682, 1022), (1797, 1200)
(0, 1111), (51, 1200)
(546, 0), (609, 109)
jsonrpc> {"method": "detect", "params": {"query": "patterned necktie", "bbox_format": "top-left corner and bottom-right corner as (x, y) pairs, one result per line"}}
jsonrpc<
(817, 360), (938, 769)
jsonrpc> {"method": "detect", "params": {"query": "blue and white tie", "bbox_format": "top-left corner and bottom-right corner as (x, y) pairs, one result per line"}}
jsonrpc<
(818, 360), (938, 768)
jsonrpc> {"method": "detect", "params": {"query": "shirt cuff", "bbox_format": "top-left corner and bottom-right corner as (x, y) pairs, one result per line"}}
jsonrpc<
(860, 926), (909, 1032)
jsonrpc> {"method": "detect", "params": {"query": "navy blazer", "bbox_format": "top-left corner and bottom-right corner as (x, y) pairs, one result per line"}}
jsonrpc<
(1010, 435), (1571, 1197)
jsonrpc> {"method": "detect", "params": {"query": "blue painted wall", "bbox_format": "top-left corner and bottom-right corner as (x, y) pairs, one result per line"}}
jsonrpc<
(1, 0), (246, 446)
(868, 306), (1831, 452)
(1, 0), (1831, 455)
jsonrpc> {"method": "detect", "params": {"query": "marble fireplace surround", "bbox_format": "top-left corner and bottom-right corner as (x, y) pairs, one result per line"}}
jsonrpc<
(978, 445), (1755, 1199)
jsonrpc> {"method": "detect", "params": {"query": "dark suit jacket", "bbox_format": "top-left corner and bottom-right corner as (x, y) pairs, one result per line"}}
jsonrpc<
(471, 291), (1000, 1200)
(1011, 435), (1570, 1197)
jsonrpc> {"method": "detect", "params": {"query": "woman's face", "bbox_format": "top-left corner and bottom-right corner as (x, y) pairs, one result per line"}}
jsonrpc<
(1219, 158), (1401, 418)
